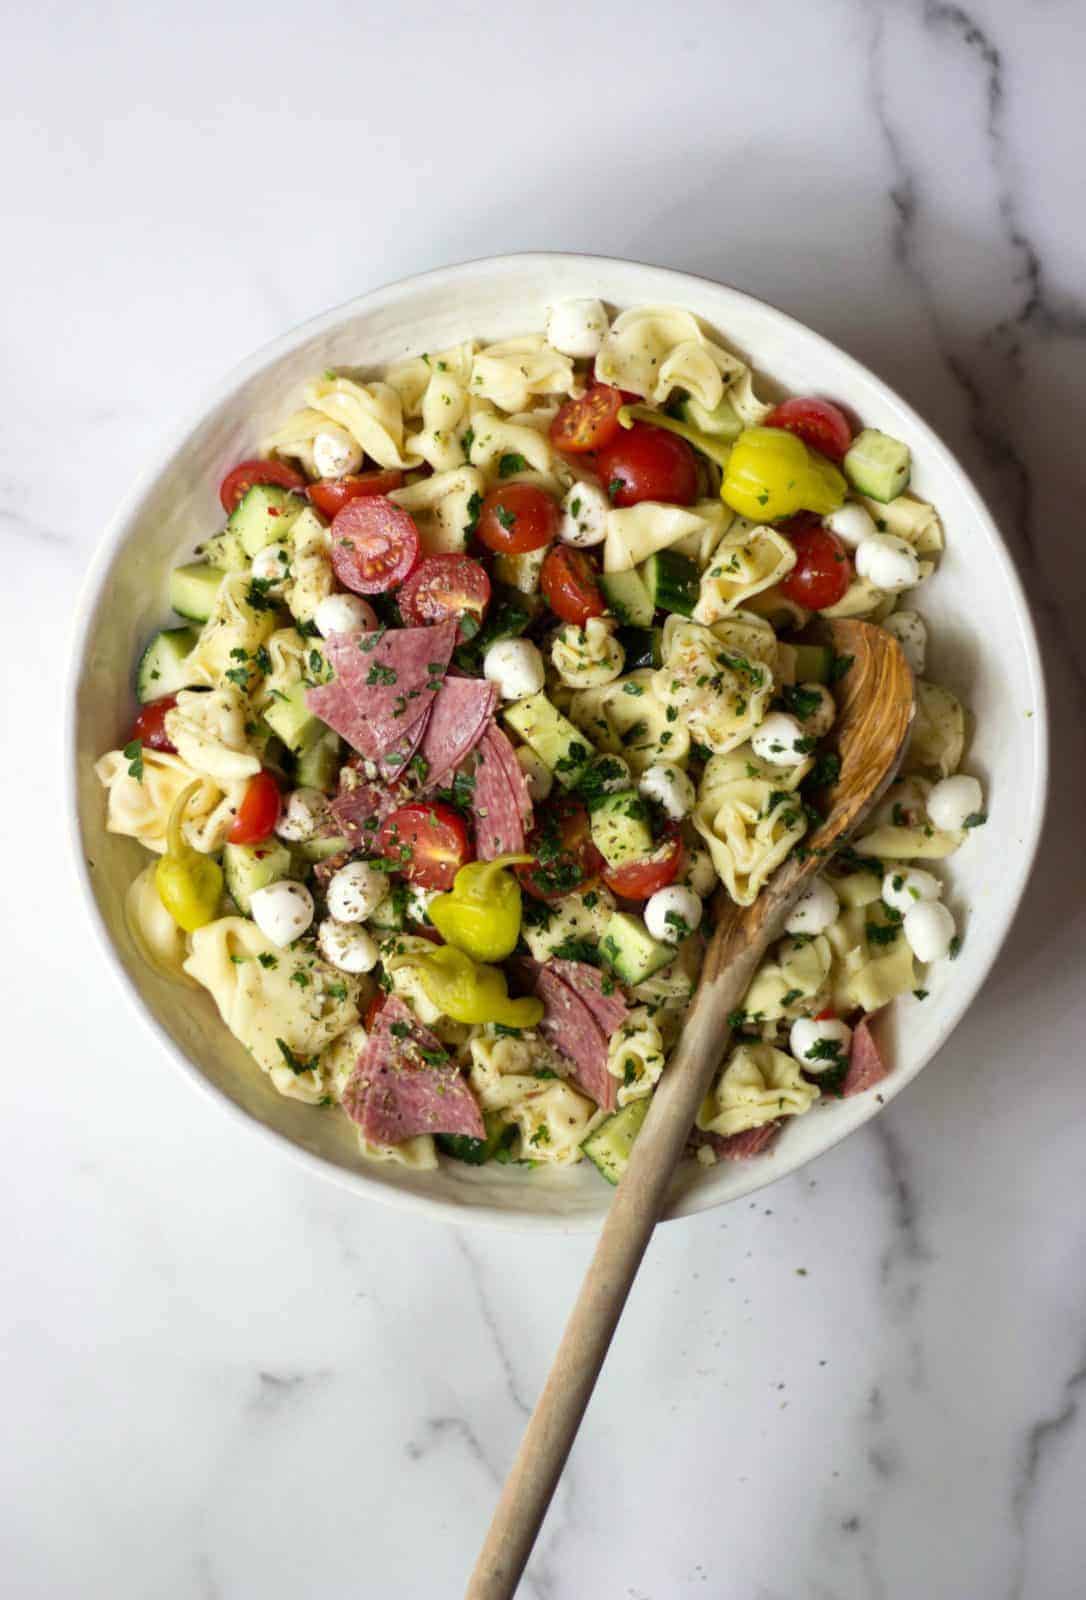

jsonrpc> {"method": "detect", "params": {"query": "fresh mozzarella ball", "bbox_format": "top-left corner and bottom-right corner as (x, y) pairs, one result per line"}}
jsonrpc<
(558, 481), (609, 548)
(903, 900), (956, 963)
(881, 867), (942, 916)
(483, 638), (546, 701)
(546, 298), (609, 359)
(794, 683), (835, 738)
(784, 877), (839, 936)
(855, 534), (921, 593)
(250, 880), (314, 948)
(789, 1015), (853, 1072)
(326, 860), (389, 923)
(250, 541), (292, 591)
(312, 426), (363, 480)
(927, 774), (984, 832)
(823, 502), (877, 548)
(516, 745), (553, 802)
(638, 762), (696, 821)
(751, 712), (809, 766)
(275, 787), (329, 844)
(882, 609), (928, 676)
(405, 884), (438, 925)
(644, 885), (703, 944)
(314, 592), (378, 638)
(317, 918), (379, 974)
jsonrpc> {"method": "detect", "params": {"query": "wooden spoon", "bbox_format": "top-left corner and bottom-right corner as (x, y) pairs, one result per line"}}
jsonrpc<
(466, 620), (914, 1600)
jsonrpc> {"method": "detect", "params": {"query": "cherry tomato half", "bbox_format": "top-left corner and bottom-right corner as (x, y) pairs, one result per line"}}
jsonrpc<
(475, 484), (560, 555)
(764, 398), (853, 465)
(550, 385), (625, 454)
(601, 828), (682, 900)
(131, 695), (178, 753)
(330, 495), (421, 595)
(595, 422), (698, 509)
(307, 470), (404, 519)
(516, 801), (602, 902)
(540, 546), (605, 626)
(377, 801), (473, 891)
(779, 516), (853, 611)
(219, 458), (305, 514)
(228, 771), (281, 845)
(398, 555), (491, 636)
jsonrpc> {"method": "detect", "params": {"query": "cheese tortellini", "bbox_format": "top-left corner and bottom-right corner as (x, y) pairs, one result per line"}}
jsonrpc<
(697, 1041), (819, 1139)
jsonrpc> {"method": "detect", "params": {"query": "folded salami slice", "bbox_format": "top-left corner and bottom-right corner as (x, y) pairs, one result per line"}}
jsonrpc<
(470, 726), (527, 860)
(695, 1123), (782, 1160)
(842, 1015), (890, 1097)
(342, 995), (485, 1143)
(305, 620), (458, 762)
(546, 958), (628, 1037)
(517, 959), (616, 1113)
(417, 677), (497, 792)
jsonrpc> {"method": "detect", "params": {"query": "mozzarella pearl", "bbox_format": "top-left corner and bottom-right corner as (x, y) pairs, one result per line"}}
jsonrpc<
(516, 746), (553, 802)
(483, 637), (546, 701)
(644, 885), (703, 944)
(546, 298), (609, 359)
(855, 534), (920, 593)
(789, 1015), (853, 1072)
(317, 918), (379, 974)
(903, 900), (956, 963)
(881, 867), (942, 916)
(823, 502), (877, 548)
(326, 860), (389, 923)
(784, 878), (839, 936)
(558, 481), (609, 548)
(314, 592), (378, 638)
(275, 787), (329, 844)
(882, 609), (927, 676)
(927, 774), (984, 833)
(250, 541), (292, 591)
(751, 712), (809, 767)
(638, 762), (696, 821)
(794, 683), (835, 738)
(250, 880), (314, 948)
(312, 426), (363, 480)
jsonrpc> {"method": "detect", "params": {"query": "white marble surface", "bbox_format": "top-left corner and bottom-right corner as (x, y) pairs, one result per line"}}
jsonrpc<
(4, 0), (1085, 1595)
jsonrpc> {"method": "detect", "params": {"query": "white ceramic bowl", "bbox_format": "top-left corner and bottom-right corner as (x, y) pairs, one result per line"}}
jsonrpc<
(68, 253), (1048, 1231)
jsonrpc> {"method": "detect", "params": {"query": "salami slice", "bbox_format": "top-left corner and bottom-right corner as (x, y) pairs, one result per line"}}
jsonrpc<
(517, 959), (615, 1112)
(342, 995), (484, 1143)
(470, 726), (526, 860)
(305, 620), (457, 762)
(695, 1123), (782, 1160)
(417, 677), (497, 792)
(842, 1015), (890, 1097)
(546, 958), (628, 1036)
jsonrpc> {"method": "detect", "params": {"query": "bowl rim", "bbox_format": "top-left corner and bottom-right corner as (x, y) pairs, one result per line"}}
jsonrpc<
(66, 250), (1050, 1232)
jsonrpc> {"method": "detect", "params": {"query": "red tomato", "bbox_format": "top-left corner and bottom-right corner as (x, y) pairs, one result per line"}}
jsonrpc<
(516, 801), (602, 902)
(307, 470), (404, 518)
(764, 398), (853, 464)
(601, 829), (682, 900)
(595, 423), (698, 508)
(131, 695), (178, 753)
(540, 546), (605, 626)
(398, 555), (491, 636)
(475, 484), (560, 555)
(228, 771), (281, 845)
(219, 458), (304, 514)
(550, 385), (625, 454)
(330, 495), (420, 594)
(779, 516), (852, 611)
(376, 802), (472, 891)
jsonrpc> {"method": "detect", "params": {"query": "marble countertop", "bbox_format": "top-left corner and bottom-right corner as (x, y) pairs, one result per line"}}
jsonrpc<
(5, 0), (1085, 1594)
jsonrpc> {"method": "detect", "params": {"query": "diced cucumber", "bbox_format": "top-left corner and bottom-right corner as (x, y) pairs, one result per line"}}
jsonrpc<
(582, 1097), (651, 1185)
(135, 626), (198, 703)
(600, 911), (673, 985)
(843, 429), (911, 503)
(791, 643), (834, 684)
(494, 544), (550, 595)
(223, 839), (292, 915)
(640, 550), (699, 617)
(588, 791), (654, 868)
(264, 682), (322, 755)
(294, 834), (350, 863)
(169, 562), (227, 623)
(229, 483), (304, 558)
(437, 1112), (515, 1166)
(615, 626), (663, 671)
(295, 727), (342, 794)
(680, 394), (744, 441)
(503, 692), (595, 788)
(600, 568), (654, 628)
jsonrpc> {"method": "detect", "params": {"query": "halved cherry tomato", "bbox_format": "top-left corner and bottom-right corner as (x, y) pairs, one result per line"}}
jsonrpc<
(540, 546), (605, 626)
(475, 484), (560, 555)
(228, 771), (281, 845)
(377, 802), (472, 891)
(764, 398), (853, 465)
(601, 828), (682, 900)
(219, 458), (304, 514)
(307, 470), (404, 519)
(398, 555), (491, 636)
(516, 800), (602, 902)
(779, 515), (852, 611)
(595, 422), (698, 509)
(550, 385), (625, 454)
(131, 695), (178, 753)
(330, 495), (420, 594)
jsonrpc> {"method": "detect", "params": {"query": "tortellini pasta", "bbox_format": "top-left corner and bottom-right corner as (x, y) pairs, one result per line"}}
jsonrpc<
(692, 526), (797, 622)
(186, 573), (278, 690)
(96, 748), (242, 855)
(552, 618), (625, 688)
(905, 681), (966, 778)
(741, 933), (834, 1026)
(652, 620), (774, 757)
(693, 745), (811, 905)
(595, 305), (745, 411)
(855, 775), (964, 860)
(389, 466), (488, 556)
(607, 1006), (666, 1107)
(697, 1041), (819, 1139)
(823, 904), (918, 1013)
(470, 336), (575, 413)
(163, 687), (262, 787)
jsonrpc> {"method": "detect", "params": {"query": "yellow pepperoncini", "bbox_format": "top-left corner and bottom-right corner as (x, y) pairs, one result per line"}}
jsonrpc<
(385, 944), (544, 1029)
(154, 781), (224, 932)
(427, 854), (531, 963)
(721, 427), (846, 522)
